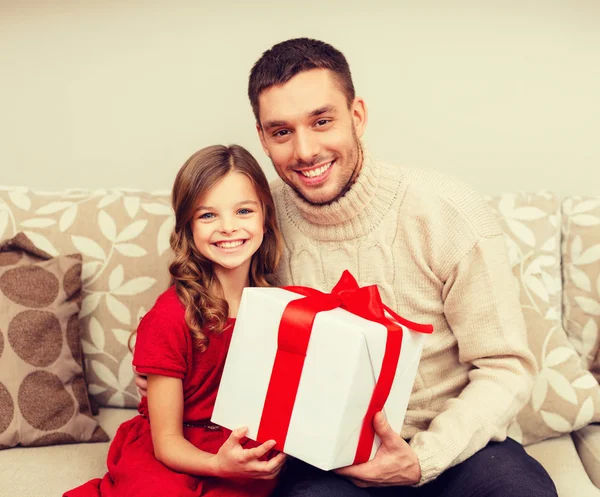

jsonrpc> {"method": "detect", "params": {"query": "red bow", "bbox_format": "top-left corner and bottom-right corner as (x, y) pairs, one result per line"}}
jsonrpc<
(256, 270), (433, 464)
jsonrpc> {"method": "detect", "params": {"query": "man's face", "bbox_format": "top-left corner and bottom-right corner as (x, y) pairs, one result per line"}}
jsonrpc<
(256, 69), (367, 205)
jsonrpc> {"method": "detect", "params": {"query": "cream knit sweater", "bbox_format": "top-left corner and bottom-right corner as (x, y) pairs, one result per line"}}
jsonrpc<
(270, 152), (537, 485)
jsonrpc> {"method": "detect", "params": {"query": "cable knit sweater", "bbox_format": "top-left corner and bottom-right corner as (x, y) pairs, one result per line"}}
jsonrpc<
(270, 152), (537, 485)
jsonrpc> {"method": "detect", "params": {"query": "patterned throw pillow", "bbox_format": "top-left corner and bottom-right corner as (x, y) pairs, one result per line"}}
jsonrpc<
(562, 196), (600, 382)
(0, 233), (108, 448)
(485, 192), (600, 445)
(0, 188), (173, 407)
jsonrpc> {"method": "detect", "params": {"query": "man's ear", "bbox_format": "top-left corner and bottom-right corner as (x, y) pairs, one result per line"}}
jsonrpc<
(256, 122), (270, 158)
(351, 97), (368, 139)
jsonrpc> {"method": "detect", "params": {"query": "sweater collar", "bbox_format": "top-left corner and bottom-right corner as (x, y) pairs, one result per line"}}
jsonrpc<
(278, 149), (405, 240)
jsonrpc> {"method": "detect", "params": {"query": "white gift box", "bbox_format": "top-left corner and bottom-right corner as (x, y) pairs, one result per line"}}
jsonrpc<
(211, 285), (429, 471)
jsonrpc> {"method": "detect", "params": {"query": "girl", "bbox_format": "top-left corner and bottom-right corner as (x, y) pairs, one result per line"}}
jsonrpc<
(64, 145), (286, 497)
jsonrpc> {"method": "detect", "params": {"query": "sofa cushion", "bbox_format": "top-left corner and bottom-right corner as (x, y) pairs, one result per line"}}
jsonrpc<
(486, 193), (600, 445)
(0, 408), (595, 497)
(0, 188), (173, 407)
(0, 407), (136, 497)
(562, 196), (600, 382)
(0, 232), (108, 449)
(524, 434), (600, 496)
(573, 423), (600, 488)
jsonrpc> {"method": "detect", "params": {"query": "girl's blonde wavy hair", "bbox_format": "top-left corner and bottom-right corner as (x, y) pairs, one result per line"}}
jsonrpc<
(169, 144), (282, 351)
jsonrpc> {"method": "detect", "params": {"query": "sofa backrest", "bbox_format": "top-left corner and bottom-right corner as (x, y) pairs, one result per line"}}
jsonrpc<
(2, 188), (600, 447)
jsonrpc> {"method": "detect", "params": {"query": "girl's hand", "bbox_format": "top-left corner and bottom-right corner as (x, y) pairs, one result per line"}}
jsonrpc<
(212, 427), (287, 480)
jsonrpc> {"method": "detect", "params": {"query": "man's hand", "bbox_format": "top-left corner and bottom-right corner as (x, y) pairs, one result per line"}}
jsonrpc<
(130, 343), (148, 397)
(133, 365), (148, 397)
(334, 411), (421, 487)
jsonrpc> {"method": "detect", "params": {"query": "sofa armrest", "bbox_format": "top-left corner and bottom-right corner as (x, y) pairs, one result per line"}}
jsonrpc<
(573, 424), (600, 488)
(525, 434), (600, 496)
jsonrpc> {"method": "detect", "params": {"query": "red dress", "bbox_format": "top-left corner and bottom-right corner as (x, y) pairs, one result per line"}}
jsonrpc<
(64, 286), (277, 497)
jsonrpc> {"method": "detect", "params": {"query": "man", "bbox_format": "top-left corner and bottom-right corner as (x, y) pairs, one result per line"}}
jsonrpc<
(138, 38), (557, 496)
(247, 38), (556, 497)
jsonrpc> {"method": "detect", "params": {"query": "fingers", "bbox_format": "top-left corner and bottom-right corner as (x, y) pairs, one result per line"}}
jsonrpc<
(225, 426), (248, 447)
(348, 477), (368, 488)
(373, 411), (394, 444)
(243, 439), (277, 460)
(249, 453), (287, 479)
(334, 465), (357, 477)
(263, 451), (287, 473)
(134, 374), (148, 397)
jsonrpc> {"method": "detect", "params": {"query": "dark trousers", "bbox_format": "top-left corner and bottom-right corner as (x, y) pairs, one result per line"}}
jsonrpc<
(274, 438), (557, 497)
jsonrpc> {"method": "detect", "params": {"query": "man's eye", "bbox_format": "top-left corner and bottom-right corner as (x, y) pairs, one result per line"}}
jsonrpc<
(315, 119), (330, 127)
(274, 129), (290, 137)
(199, 212), (214, 219)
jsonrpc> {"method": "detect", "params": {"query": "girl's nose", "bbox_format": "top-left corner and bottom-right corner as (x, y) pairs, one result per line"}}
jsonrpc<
(219, 217), (238, 234)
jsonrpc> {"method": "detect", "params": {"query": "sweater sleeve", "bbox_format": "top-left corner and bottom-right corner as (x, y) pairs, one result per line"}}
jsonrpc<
(409, 233), (537, 485)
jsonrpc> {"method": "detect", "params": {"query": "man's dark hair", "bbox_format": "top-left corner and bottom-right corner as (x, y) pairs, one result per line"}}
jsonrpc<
(248, 38), (355, 125)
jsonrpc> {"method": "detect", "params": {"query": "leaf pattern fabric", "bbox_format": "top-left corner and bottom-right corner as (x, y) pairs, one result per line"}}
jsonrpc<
(562, 196), (600, 382)
(485, 192), (600, 445)
(0, 188), (173, 408)
(2, 187), (600, 441)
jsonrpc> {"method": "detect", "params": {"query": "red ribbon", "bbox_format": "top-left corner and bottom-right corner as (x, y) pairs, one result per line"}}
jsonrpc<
(256, 270), (433, 464)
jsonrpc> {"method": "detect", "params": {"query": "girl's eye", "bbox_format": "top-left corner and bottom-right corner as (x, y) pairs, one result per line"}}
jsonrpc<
(199, 212), (215, 219)
(238, 208), (252, 215)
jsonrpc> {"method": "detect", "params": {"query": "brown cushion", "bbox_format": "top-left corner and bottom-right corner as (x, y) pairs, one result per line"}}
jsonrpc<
(0, 232), (108, 449)
(486, 193), (600, 445)
(0, 188), (172, 407)
(562, 196), (600, 382)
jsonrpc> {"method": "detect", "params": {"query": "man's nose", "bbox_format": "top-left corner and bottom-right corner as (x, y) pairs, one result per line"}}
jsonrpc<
(294, 129), (319, 165)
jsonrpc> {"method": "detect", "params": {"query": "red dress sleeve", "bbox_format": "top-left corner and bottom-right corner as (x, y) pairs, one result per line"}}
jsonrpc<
(132, 292), (189, 380)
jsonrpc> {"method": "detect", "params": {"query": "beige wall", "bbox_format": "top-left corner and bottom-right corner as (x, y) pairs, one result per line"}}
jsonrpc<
(1, 0), (599, 196)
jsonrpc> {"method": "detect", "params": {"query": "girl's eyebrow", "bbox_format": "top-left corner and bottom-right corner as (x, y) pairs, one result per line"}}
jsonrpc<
(194, 200), (259, 212)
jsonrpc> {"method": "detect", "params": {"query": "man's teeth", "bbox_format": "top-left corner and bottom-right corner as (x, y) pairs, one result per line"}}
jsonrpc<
(216, 240), (244, 248)
(300, 161), (332, 178)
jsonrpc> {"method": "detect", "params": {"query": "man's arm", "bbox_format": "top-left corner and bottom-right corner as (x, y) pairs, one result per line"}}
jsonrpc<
(408, 233), (536, 484)
(339, 233), (536, 487)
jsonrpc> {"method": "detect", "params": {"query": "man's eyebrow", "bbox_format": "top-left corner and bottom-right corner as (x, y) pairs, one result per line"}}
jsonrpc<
(309, 105), (336, 117)
(263, 120), (287, 131)
(263, 105), (337, 131)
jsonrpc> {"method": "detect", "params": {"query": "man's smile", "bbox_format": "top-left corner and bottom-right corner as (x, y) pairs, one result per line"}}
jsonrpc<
(295, 160), (335, 185)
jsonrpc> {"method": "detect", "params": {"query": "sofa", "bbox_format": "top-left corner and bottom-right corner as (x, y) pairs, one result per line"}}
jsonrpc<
(0, 186), (599, 497)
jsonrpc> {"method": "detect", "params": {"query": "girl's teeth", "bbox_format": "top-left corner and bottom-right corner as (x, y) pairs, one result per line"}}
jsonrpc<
(301, 161), (332, 178)
(217, 240), (244, 248)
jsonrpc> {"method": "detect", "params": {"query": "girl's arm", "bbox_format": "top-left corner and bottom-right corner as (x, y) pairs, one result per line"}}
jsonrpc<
(147, 374), (286, 478)
(147, 374), (217, 475)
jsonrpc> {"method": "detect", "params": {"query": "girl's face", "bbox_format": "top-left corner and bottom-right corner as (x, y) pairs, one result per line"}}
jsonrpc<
(191, 171), (265, 278)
